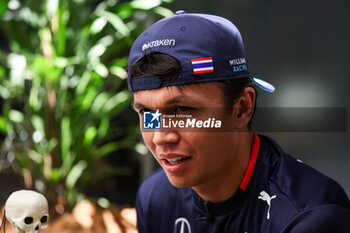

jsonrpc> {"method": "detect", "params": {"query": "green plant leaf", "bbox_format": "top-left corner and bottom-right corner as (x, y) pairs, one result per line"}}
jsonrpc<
(50, 169), (61, 183)
(61, 116), (72, 161)
(90, 17), (108, 34)
(153, 6), (174, 17)
(90, 92), (110, 114)
(9, 110), (24, 123)
(17, 6), (43, 27)
(110, 66), (127, 79)
(0, 85), (11, 99)
(54, 57), (69, 68)
(47, 138), (58, 153)
(97, 117), (109, 139)
(102, 90), (131, 114)
(7, 53), (26, 88)
(31, 55), (62, 83)
(66, 160), (87, 189)
(83, 126), (97, 147)
(0, 0), (9, 19)
(60, 152), (74, 177)
(57, 2), (68, 56)
(28, 149), (43, 164)
(93, 142), (121, 159)
(116, 4), (133, 19)
(29, 84), (42, 111)
(130, 0), (162, 10)
(0, 66), (5, 79)
(0, 116), (8, 134)
(76, 71), (92, 96)
(97, 10), (130, 37)
(31, 115), (45, 134)
(81, 88), (98, 111)
(93, 63), (109, 78)
(88, 43), (107, 59)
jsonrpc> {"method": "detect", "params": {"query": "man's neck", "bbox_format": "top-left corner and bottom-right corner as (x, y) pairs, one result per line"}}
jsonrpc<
(192, 131), (254, 203)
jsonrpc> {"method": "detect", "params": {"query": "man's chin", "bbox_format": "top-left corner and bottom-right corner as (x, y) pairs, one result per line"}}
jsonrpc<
(166, 175), (192, 188)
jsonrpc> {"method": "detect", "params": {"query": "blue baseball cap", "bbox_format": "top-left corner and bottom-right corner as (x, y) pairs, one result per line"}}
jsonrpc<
(127, 10), (275, 93)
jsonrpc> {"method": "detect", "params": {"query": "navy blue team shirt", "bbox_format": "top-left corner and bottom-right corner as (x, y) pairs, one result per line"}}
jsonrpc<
(136, 133), (350, 232)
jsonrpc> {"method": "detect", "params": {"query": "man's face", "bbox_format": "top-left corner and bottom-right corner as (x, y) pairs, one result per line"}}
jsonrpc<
(133, 82), (244, 190)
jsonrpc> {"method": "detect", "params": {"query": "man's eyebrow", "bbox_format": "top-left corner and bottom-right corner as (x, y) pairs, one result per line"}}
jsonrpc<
(132, 96), (188, 110)
(164, 96), (187, 105)
(132, 101), (145, 110)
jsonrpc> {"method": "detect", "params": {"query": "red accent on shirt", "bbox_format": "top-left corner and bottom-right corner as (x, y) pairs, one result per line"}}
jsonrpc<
(240, 132), (261, 191)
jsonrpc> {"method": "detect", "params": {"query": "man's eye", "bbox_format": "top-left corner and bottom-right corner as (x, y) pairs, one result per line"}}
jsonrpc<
(175, 106), (192, 112)
(138, 108), (150, 114)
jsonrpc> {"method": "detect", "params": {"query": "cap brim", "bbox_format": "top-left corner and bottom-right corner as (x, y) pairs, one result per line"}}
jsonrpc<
(250, 76), (275, 93)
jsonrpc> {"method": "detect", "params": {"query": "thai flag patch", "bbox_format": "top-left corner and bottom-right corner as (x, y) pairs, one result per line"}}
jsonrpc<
(191, 57), (214, 74)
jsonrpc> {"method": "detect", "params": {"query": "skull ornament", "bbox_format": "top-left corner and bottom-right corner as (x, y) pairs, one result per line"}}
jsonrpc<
(5, 190), (49, 233)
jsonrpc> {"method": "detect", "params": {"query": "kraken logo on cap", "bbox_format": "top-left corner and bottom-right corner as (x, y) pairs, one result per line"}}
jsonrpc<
(141, 39), (176, 51)
(142, 44), (150, 51)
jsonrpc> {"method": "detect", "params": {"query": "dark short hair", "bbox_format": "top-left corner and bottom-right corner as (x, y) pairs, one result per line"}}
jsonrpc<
(130, 52), (181, 77)
(129, 52), (257, 126)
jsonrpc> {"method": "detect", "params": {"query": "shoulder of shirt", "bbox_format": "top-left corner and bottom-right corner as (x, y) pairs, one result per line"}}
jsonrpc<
(258, 134), (350, 213)
(281, 204), (350, 233)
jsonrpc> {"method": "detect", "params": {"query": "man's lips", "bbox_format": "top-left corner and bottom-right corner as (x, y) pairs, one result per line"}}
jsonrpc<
(157, 153), (191, 171)
(158, 153), (191, 163)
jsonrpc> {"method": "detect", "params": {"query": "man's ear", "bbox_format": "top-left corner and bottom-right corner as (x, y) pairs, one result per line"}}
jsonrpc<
(233, 87), (256, 130)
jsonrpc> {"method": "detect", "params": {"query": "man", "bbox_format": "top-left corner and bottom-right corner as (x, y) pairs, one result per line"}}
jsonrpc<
(127, 11), (350, 233)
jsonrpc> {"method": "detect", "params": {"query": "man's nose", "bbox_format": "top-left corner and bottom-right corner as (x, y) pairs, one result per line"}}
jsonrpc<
(152, 130), (180, 145)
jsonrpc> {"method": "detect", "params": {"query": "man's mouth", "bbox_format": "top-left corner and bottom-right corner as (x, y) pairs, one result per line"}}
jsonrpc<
(158, 154), (191, 173)
(164, 157), (190, 165)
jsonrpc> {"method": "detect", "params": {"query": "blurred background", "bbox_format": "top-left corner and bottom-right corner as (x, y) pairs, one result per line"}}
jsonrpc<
(0, 0), (349, 232)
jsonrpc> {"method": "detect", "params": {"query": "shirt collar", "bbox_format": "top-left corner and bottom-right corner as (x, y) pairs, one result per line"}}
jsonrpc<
(192, 132), (261, 216)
